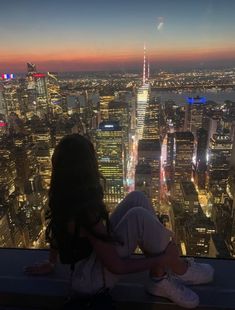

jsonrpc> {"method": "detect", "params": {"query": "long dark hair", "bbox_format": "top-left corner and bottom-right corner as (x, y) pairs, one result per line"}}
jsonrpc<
(45, 134), (115, 248)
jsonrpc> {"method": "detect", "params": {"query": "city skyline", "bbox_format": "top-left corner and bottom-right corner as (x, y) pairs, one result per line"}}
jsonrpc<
(1, 0), (235, 72)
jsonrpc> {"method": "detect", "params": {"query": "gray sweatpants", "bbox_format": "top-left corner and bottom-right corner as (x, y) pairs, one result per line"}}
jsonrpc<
(72, 191), (173, 294)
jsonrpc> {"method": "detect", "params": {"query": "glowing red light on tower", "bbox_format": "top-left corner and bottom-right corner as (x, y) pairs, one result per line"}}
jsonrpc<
(0, 121), (7, 127)
(33, 73), (46, 78)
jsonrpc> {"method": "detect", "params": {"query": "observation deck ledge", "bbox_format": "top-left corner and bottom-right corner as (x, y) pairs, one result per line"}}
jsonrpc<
(0, 249), (234, 309)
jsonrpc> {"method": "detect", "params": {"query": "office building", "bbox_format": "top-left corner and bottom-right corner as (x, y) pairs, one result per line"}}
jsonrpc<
(174, 132), (194, 183)
(135, 162), (152, 200)
(136, 45), (150, 140)
(184, 96), (206, 136)
(99, 95), (114, 121)
(143, 99), (160, 140)
(96, 121), (124, 211)
(137, 139), (161, 211)
(208, 133), (232, 196)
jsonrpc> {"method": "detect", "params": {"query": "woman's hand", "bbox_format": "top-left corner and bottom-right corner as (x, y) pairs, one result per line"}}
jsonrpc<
(24, 261), (55, 276)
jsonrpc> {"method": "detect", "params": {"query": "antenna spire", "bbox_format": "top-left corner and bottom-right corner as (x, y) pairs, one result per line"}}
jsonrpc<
(148, 58), (150, 81)
(143, 43), (146, 85)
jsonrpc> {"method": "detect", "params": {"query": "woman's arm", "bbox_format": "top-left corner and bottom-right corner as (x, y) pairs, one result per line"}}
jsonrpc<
(84, 221), (176, 275)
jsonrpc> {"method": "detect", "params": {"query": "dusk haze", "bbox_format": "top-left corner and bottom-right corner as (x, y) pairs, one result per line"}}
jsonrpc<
(1, 0), (235, 72)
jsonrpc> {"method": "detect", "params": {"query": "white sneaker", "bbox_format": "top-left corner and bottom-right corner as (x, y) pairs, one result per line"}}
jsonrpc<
(175, 258), (214, 285)
(146, 274), (199, 309)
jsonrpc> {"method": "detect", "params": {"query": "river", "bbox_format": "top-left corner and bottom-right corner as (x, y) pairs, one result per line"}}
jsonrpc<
(152, 89), (235, 105)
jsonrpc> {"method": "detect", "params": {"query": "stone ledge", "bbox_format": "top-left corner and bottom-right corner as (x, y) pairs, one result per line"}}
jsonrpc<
(0, 249), (234, 309)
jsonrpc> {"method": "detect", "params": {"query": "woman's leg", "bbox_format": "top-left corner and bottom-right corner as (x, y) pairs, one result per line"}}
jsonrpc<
(113, 206), (187, 276)
(110, 191), (187, 275)
(110, 191), (156, 229)
(110, 207), (199, 308)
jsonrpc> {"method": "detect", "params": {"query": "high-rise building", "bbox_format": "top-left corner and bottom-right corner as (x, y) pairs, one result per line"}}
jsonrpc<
(136, 45), (150, 140)
(195, 128), (208, 189)
(180, 181), (200, 214)
(166, 133), (175, 186)
(135, 162), (152, 200)
(184, 211), (215, 256)
(27, 62), (37, 75)
(99, 95), (114, 121)
(31, 123), (52, 190)
(114, 91), (136, 131)
(3, 84), (20, 116)
(174, 132), (194, 183)
(208, 133), (232, 196)
(143, 98), (160, 140)
(137, 139), (161, 211)
(46, 72), (62, 113)
(96, 121), (124, 211)
(108, 101), (130, 180)
(184, 96), (206, 136)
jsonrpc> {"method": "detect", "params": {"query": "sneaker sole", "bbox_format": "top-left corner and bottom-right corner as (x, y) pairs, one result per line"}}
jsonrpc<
(178, 267), (214, 286)
(146, 285), (199, 309)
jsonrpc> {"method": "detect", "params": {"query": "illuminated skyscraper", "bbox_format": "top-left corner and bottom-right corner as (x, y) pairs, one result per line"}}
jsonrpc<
(135, 162), (152, 199)
(208, 133), (232, 198)
(166, 133), (175, 186)
(136, 45), (151, 140)
(2, 84), (20, 116)
(96, 121), (124, 211)
(31, 123), (52, 190)
(108, 101), (130, 180)
(47, 72), (62, 108)
(143, 98), (160, 140)
(184, 96), (206, 136)
(137, 139), (161, 210)
(27, 62), (37, 75)
(99, 95), (114, 121)
(195, 128), (208, 189)
(174, 132), (194, 183)
(0, 86), (6, 116)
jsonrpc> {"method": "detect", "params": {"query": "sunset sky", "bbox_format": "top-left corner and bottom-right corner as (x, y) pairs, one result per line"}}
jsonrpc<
(1, 0), (235, 72)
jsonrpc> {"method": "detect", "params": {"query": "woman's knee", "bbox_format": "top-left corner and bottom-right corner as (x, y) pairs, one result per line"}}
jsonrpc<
(125, 190), (148, 203)
(125, 206), (151, 220)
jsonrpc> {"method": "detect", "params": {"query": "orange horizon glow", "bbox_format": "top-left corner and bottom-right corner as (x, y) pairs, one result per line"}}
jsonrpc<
(1, 46), (235, 72)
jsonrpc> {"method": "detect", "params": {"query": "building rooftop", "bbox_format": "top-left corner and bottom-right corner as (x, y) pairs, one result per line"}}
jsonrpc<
(108, 101), (127, 109)
(0, 248), (235, 309)
(175, 131), (194, 141)
(138, 139), (161, 152)
(181, 181), (198, 197)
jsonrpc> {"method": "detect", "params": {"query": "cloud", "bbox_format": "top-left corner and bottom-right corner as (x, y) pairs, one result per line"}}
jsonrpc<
(157, 17), (164, 31)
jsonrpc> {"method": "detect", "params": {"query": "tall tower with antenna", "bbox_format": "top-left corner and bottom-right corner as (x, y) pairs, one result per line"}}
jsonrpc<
(136, 45), (151, 140)
(143, 44), (146, 85)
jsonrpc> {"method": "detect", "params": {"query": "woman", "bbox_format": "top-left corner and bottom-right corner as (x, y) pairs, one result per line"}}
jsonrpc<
(25, 134), (214, 309)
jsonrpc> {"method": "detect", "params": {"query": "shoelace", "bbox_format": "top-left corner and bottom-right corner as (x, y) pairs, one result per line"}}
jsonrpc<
(166, 270), (187, 293)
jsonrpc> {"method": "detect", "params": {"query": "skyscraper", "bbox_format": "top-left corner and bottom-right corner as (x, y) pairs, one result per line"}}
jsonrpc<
(135, 162), (152, 200)
(27, 63), (37, 75)
(195, 128), (208, 189)
(174, 132), (194, 183)
(137, 139), (161, 210)
(108, 100), (130, 180)
(99, 95), (115, 121)
(143, 98), (160, 140)
(184, 96), (206, 136)
(96, 121), (124, 211)
(208, 133), (232, 196)
(136, 45), (151, 140)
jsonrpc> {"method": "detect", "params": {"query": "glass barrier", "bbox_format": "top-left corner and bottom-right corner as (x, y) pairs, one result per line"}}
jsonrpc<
(0, 1), (234, 259)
